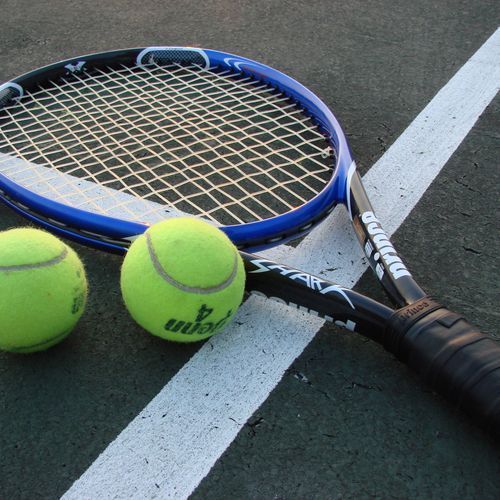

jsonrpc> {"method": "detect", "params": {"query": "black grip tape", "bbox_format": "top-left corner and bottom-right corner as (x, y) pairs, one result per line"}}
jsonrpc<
(384, 297), (500, 436)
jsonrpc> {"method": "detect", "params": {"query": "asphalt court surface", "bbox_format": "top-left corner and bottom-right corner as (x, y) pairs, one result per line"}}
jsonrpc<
(0, 1), (499, 499)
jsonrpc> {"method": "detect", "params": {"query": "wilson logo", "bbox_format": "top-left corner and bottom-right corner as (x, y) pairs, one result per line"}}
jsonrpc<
(164, 305), (232, 336)
(361, 211), (411, 281)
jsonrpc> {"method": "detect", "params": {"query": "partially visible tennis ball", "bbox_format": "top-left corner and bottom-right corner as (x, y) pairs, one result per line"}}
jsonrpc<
(120, 217), (245, 343)
(0, 228), (87, 353)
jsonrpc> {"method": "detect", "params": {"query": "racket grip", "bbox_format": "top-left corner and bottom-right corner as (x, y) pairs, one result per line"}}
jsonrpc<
(384, 297), (500, 437)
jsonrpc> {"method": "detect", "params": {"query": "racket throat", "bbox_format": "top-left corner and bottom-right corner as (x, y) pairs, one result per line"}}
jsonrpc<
(348, 171), (425, 307)
(242, 252), (392, 339)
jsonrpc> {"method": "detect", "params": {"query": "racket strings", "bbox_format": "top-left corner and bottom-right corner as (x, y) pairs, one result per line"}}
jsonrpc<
(0, 62), (334, 225)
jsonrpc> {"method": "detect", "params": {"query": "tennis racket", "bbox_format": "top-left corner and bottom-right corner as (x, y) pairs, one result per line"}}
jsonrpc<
(0, 47), (498, 435)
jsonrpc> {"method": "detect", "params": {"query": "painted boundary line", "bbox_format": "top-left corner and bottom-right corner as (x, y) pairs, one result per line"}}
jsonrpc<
(62, 29), (500, 500)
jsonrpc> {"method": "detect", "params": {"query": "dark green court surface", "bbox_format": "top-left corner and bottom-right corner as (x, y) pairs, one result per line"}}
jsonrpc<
(0, 1), (499, 499)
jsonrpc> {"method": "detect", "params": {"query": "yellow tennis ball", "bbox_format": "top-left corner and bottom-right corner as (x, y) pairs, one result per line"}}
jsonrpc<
(120, 217), (246, 343)
(0, 228), (87, 353)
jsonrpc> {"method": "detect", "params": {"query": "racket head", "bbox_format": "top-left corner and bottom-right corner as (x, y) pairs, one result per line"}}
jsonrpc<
(0, 47), (355, 251)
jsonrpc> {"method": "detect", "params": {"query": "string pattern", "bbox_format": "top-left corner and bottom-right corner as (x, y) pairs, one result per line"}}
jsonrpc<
(0, 62), (334, 225)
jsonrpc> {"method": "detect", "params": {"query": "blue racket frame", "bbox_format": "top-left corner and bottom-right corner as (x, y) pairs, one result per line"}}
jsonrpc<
(0, 47), (354, 252)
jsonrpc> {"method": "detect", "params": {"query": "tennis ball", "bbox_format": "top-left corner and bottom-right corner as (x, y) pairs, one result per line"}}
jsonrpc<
(120, 217), (245, 343)
(0, 228), (87, 353)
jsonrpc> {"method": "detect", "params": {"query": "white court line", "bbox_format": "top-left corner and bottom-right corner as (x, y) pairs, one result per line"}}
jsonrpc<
(62, 29), (500, 500)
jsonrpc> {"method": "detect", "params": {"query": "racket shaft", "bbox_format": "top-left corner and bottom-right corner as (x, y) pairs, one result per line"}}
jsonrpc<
(242, 252), (392, 339)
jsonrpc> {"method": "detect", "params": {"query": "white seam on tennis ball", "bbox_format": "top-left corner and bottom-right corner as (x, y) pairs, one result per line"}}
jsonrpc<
(0, 246), (68, 272)
(145, 232), (238, 294)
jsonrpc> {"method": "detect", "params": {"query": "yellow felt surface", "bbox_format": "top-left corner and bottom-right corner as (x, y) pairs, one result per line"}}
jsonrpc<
(0, 228), (66, 266)
(121, 218), (245, 342)
(0, 229), (87, 352)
